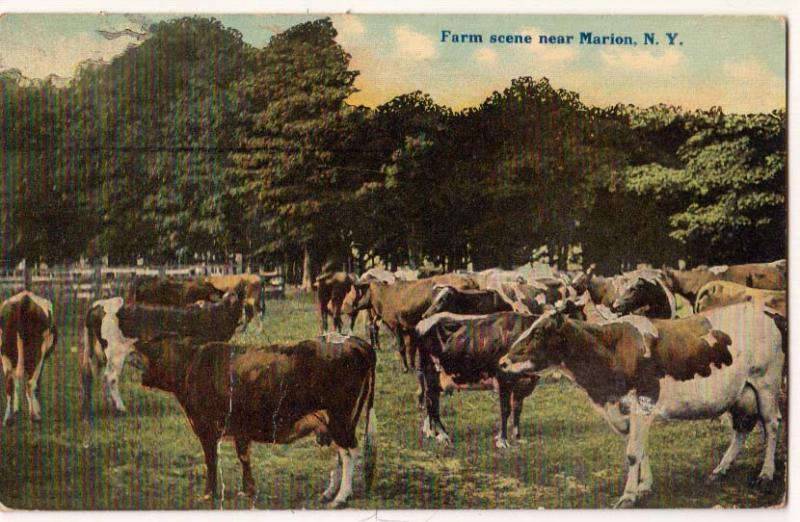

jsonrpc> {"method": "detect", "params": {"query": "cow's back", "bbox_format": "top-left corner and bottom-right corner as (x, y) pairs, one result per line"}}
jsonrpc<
(653, 302), (782, 419)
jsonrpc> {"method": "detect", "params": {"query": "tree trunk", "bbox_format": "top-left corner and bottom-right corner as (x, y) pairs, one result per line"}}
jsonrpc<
(301, 244), (313, 292)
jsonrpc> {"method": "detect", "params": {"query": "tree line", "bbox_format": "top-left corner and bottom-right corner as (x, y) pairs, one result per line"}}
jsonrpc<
(0, 17), (786, 283)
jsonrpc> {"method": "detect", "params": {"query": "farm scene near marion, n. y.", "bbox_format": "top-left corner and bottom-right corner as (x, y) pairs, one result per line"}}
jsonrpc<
(0, 14), (788, 510)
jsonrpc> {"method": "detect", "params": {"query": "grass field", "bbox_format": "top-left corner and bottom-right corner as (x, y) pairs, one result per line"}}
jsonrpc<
(0, 290), (787, 509)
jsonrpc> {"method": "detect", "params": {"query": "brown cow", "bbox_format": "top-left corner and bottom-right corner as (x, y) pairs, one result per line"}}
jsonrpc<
(0, 291), (57, 425)
(354, 274), (478, 372)
(666, 261), (786, 303)
(133, 332), (376, 507)
(500, 301), (783, 507)
(204, 274), (264, 327)
(130, 276), (224, 306)
(315, 272), (356, 333)
(421, 285), (513, 319)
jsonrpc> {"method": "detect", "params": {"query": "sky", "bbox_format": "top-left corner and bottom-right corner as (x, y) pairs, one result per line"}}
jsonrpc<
(0, 13), (786, 113)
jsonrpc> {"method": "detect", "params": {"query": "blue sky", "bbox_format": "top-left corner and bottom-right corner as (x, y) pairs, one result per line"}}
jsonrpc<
(0, 13), (786, 112)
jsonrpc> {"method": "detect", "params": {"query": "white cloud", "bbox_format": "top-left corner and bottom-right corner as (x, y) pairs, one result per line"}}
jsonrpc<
(600, 47), (683, 72)
(520, 27), (578, 64)
(474, 47), (497, 64)
(0, 17), (135, 79)
(393, 25), (436, 60)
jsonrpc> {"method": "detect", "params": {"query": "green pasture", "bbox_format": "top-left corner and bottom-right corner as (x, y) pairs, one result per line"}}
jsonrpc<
(0, 291), (786, 509)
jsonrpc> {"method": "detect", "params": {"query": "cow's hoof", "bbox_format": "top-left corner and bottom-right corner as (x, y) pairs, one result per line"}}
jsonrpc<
(613, 496), (637, 509)
(31, 416), (42, 425)
(3, 416), (15, 427)
(435, 433), (452, 446)
(705, 472), (723, 485)
(494, 437), (511, 449)
(326, 496), (350, 509)
(112, 408), (127, 418)
(749, 475), (774, 491)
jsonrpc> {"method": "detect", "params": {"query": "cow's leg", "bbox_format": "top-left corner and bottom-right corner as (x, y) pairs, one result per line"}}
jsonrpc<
(511, 377), (537, 440)
(235, 437), (255, 498)
(102, 344), (131, 414)
(27, 338), (49, 423)
(197, 430), (220, 502)
(327, 447), (354, 508)
(395, 329), (405, 362)
(421, 358), (450, 445)
(754, 388), (782, 485)
(332, 303), (344, 333)
(2, 354), (15, 426)
(708, 427), (748, 482)
(319, 449), (343, 503)
(637, 454), (653, 495)
(2, 370), (16, 427)
(614, 406), (654, 508)
(495, 378), (513, 449)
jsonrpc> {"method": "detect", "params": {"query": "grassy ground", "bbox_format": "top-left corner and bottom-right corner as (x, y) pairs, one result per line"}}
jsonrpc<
(0, 290), (787, 509)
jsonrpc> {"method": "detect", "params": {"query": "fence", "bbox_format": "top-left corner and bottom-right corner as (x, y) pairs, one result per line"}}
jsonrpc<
(0, 264), (285, 302)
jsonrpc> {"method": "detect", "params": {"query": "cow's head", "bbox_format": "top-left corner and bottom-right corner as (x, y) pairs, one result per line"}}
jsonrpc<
(421, 285), (455, 319)
(134, 333), (190, 392)
(611, 276), (660, 315)
(221, 284), (248, 333)
(352, 281), (375, 311)
(499, 309), (568, 376)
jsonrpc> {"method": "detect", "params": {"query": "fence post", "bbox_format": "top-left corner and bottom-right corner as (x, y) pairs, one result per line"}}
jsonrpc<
(23, 259), (31, 291)
(93, 264), (103, 300)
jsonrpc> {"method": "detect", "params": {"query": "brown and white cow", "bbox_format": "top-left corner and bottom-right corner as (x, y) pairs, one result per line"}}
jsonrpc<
(415, 312), (540, 448)
(133, 332), (376, 507)
(500, 301), (783, 508)
(695, 281), (786, 317)
(0, 291), (57, 426)
(315, 272), (356, 333)
(80, 286), (245, 418)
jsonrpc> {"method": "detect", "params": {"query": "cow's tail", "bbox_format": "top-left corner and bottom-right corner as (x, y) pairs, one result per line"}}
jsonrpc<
(362, 353), (378, 495)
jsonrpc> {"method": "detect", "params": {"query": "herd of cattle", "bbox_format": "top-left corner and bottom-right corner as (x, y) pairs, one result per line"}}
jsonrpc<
(0, 259), (787, 508)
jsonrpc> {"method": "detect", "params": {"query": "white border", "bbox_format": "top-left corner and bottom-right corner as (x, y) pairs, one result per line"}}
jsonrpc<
(0, 1), (796, 521)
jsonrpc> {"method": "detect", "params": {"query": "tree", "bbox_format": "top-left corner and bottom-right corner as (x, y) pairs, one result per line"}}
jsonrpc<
(229, 18), (359, 287)
(623, 108), (786, 265)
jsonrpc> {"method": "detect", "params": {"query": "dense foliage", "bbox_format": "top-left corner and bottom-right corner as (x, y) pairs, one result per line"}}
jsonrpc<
(0, 16), (786, 278)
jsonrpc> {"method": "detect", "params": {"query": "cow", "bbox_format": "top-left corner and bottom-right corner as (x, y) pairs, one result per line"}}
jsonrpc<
(353, 274), (478, 372)
(611, 274), (678, 319)
(204, 274), (264, 327)
(315, 272), (356, 333)
(345, 268), (403, 348)
(133, 332), (376, 507)
(0, 291), (57, 426)
(421, 285), (513, 319)
(414, 312), (540, 448)
(499, 300), (784, 508)
(666, 261), (786, 303)
(129, 275), (224, 307)
(695, 281), (786, 318)
(80, 286), (246, 418)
